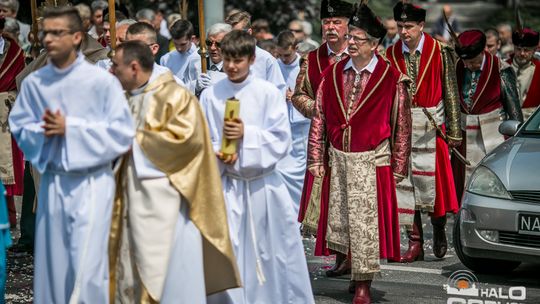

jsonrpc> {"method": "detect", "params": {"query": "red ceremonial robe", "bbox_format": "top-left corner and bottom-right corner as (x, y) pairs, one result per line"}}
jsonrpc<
(522, 60), (540, 108)
(297, 43), (349, 229)
(1, 35), (25, 196)
(507, 58), (540, 109)
(386, 34), (458, 217)
(453, 51), (503, 200)
(313, 57), (404, 260)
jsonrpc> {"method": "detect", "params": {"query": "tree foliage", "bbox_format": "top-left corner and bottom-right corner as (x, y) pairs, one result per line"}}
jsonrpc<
(224, 0), (318, 34)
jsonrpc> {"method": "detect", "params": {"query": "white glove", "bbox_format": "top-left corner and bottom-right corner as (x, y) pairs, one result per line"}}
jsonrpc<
(195, 73), (212, 93)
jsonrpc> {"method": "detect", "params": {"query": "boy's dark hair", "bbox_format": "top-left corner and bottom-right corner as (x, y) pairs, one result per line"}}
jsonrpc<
(116, 40), (154, 72)
(258, 39), (277, 55)
(220, 30), (256, 58)
(127, 22), (157, 44)
(43, 7), (83, 33)
(252, 19), (270, 34)
(276, 30), (297, 49)
(169, 19), (194, 40)
(225, 11), (251, 31)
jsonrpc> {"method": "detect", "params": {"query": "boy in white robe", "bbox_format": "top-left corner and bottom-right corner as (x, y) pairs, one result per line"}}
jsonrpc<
(159, 19), (201, 92)
(124, 22), (185, 86)
(276, 30), (311, 214)
(201, 30), (314, 304)
(8, 7), (134, 304)
(110, 40), (240, 304)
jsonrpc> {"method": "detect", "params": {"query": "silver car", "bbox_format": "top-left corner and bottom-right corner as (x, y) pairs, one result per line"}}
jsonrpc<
(454, 109), (540, 274)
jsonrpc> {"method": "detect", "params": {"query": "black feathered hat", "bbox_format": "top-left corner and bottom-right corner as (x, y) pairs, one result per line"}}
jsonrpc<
(349, 3), (386, 40)
(393, 1), (426, 23)
(320, 0), (354, 20)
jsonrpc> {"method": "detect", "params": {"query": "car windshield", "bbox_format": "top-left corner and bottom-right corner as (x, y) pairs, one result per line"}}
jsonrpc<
(521, 109), (540, 135)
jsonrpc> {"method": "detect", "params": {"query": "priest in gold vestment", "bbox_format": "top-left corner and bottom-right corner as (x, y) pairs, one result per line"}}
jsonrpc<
(109, 41), (240, 303)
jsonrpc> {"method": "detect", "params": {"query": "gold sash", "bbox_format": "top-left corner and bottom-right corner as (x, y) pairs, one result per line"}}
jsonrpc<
(326, 140), (390, 281)
(0, 91), (16, 185)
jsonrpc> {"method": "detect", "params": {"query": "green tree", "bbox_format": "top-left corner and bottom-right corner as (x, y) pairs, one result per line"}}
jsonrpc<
(224, 0), (318, 34)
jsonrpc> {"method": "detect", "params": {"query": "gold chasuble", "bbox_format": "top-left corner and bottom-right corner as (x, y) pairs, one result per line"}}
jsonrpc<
(109, 72), (241, 299)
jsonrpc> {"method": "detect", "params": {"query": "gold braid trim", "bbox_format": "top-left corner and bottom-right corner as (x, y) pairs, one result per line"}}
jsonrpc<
(440, 42), (462, 141)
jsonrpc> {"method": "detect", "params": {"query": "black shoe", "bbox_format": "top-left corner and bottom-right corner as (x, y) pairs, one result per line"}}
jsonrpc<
(8, 243), (33, 257)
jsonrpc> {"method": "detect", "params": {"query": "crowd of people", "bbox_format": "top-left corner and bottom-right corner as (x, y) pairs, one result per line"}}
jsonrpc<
(0, 0), (539, 303)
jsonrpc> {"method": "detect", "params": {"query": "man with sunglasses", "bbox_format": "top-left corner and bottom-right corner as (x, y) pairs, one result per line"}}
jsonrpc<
(508, 27), (540, 120)
(308, 4), (411, 301)
(9, 7), (134, 303)
(194, 22), (231, 95)
(386, 2), (462, 263)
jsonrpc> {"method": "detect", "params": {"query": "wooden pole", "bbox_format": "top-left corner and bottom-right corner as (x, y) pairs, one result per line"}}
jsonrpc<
(30, 0), (40, 58)
(108, 0), (117, 52)
(198, 0), (207, 73)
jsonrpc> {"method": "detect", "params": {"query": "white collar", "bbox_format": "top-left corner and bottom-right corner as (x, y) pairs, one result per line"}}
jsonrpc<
(0, 37), (4, 55)
(210, 60), (223, 71)
(178, 43), (196, 55)
(480, 53), (486, 71)
(344, 54), (378, 74)
(402, 33), (425, 54)
(279, 54), (300, 67)
(327, 43), (348, 56)
(49, 52), (85, 75)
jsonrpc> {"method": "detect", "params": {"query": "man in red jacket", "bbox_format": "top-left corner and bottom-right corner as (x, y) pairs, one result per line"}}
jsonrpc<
(452, 30), (523, 198)
(0, 16), (25, 228)
(386, 2), (462, 263)
(308, 3), (411, 302)
(508, 27), (540, 120)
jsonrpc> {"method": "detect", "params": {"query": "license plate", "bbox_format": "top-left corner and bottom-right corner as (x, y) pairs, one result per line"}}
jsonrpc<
(518, 213), (540, 236)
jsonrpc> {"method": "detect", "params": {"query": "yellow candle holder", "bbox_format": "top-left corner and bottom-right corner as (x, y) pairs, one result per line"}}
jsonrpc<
(220, 97), (240, 157)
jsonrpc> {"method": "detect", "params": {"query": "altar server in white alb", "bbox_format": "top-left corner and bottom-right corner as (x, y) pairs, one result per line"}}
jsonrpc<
(110, 40), (240, 303)
(224, 11), (287, 95)
(201, 30), (314, 304)
(159, 19), (201, 92)
(275, 30), (311, 214)
(8, 7), (134, 304)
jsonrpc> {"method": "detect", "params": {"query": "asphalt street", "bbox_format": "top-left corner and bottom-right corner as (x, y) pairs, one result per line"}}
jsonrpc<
(308, 214), (540, 304)
(5, 209), (540, 303)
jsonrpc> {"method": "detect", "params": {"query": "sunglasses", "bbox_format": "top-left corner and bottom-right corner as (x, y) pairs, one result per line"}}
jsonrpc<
(289, 28), (303, 33)
(205, 40), (221, 48)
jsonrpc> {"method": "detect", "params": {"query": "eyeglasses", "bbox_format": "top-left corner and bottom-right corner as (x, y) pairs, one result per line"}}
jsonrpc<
(289, 28), (303, 33)
(515, 46), (536, 53)
(205, 40), (221, 48)
(345, 34), (370, 44)
(39, 29), (74, 41)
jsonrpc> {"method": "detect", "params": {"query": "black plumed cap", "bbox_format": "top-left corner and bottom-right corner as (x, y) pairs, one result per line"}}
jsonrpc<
(393, 2), (426, 23)
(320, 0), (354, 20)
(349, 4), (386, 39)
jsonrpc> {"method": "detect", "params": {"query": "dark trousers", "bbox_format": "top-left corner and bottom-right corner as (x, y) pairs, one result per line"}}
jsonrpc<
(18, 162), (35, 247)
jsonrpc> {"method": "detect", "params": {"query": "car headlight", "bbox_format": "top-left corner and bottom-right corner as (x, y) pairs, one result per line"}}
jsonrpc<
(467, 166), (511, 199)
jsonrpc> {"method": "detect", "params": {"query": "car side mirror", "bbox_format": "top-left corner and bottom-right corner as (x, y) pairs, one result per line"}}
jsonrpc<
(499, 120), (521, 137)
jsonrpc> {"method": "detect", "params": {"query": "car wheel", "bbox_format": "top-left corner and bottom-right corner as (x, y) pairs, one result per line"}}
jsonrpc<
(453, 212), (521, 274)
